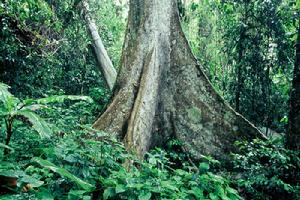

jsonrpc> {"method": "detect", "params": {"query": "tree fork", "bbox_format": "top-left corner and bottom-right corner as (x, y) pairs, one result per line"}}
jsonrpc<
(93, 0), (264, 160)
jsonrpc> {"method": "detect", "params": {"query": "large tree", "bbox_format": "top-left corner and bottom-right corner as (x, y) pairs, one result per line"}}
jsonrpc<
(93, 0), (263, 159)
(286, 21), (300, 150)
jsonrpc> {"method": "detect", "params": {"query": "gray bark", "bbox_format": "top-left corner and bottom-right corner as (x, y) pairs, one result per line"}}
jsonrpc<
(93, 0), (264, 160)
(82, 0), (117, 90)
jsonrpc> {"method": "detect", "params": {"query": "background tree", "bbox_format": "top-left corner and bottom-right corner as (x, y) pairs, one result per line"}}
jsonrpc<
(0, 0), (125, 97)
(287, 16), (300, 150)
(219, 0), (294, 134)
(182, 0), (295, 135)
(82, 0), (117, 90)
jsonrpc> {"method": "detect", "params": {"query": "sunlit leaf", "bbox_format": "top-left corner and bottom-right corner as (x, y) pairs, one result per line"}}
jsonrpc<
(138, 192), (151, 200)
(19, 176), (44, 188)
(0, 83), (19, 112)
(15, 110), (52, 139)
(103, 187), (115, 200)
(115, 184), (126, 194)
(24, 95), (93, 105)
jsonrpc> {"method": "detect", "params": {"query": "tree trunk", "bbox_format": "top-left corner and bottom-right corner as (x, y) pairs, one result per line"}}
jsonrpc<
(82, 0), (117, 91)
(286, 22), (300, 150)
(235, 39), (243, 113)
(235, 3), (248, 113)
(93, 0), (263, 160)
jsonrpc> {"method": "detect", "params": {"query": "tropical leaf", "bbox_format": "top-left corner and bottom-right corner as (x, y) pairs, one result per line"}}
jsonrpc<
(0, 170), (25, 178)
(33, 157), (95, 191)
(19, 176), (44, 188)
(24, 95), (93, 105)
(36, 188), (54, 200)
(0, 83), (19, 112)
(20, 104), (49, 112)
(15, 110), (52, 139)
(103, 188), (115, 200)
(0, 83), (12, 105)
(138, 192), (152, 200)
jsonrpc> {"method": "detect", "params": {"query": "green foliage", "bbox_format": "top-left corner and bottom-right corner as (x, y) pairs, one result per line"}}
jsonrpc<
(1, 0), (299, 200)
(0, 83), (52, 151)
(231, 138), (300, 199)
(0, 161), (44, 193)
(1, 98), (242, 200)
(0, 130), (241, 199)
(182, 0), (227, 94)
(33, 157), (95, 191)
(14, 110), (52, 139)
(0, 0), (126, 97)
(0, 82), (93, 157)
(182, 0), (296, 133)
(100, 149), (241, 200)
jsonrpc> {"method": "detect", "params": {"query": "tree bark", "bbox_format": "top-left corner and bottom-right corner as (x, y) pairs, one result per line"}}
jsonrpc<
(93, 0), (263, 160)
(286, 22), (300, 150)
(82, 0), (117, 91)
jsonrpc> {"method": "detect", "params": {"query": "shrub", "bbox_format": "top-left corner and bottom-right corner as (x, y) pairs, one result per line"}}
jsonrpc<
(1, 130), (242, 200)
(231, 138), (300, 200)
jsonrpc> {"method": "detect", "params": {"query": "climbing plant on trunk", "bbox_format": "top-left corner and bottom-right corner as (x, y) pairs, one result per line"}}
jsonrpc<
(93, 0), (263, 160)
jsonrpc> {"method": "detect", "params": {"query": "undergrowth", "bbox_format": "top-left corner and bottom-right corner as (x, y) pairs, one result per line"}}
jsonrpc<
(0, 84), (299, 200)
(0, 128), (241, 200)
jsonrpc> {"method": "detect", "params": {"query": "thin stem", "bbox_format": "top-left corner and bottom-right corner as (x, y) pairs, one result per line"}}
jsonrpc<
(4, 117), (13, 156)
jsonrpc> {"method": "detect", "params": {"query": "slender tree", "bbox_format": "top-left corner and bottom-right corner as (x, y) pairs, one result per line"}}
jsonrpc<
(93, 0), (263, 159)
(82, 0), (117, 90)
(286, 21), (300, 150)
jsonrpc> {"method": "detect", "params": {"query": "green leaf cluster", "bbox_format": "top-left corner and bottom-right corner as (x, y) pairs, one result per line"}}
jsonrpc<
(231, 138), (300, 199)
